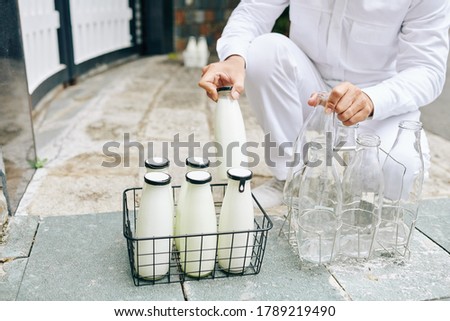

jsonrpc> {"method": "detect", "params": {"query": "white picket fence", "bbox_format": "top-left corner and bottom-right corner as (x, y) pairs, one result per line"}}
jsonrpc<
(18, 0), (64, 94)
(69, 0), (133, 64)
(18, 0), (133, 94)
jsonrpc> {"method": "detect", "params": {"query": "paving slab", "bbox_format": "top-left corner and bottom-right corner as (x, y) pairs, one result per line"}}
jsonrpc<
(0, 215), (39, 259)
(5, 207), (450, 301)
(0, 258), (27, 300)
(16, 212), (184, 301)
(183, 216), (346, 301)
(184, 209), (450, 301)
(416, 198), (450, 253)
(328, 231), (450, 301)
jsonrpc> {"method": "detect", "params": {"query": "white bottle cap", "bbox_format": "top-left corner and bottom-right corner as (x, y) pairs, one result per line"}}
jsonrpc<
(227, 167), (252, 180)
(186, 156), (210, 169)
(144, 172), (171, 185)
(145, 157), (170, 170)
(185, 170), (212, 185)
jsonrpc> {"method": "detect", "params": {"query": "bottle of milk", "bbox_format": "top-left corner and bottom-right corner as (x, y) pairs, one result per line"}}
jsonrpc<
(175, 157), (210, 250)
(218, 167), (254, 273)
(134, 172), (173, 280)
(178, 170), (217, 277)
(214, 86), (248, 181)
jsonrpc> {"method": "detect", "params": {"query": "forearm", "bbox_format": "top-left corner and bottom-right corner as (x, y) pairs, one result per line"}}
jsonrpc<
(217, 0), (289, 62)
(363, 64), (448, 120)
(363, 0), (450, 120)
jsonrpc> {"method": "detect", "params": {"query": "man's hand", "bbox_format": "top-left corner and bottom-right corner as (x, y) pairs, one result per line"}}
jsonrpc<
(308, 82), (374, 126)
(198, 55), (246, 101)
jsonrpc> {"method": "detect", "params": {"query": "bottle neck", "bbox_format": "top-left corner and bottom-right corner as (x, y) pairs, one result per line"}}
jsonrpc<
(354, 134), (381, 163)
(313, 91), (335, 134)
(228, 178), (251, 193)
(218, 91), (232, 101)
(187, 182), (210, 192)
(357, 145), (380, 162)
(393, 127), (422, 153)
(304, 105), (335, 145)
(146, 168), (168, 173)
(186, 166), (209, 173)
(143, 182), (170, 193)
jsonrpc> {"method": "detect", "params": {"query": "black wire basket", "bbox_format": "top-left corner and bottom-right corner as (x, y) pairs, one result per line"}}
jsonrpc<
(123, 183), (273, 286)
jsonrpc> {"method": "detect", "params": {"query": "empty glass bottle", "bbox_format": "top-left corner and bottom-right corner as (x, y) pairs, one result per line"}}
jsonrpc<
(288, 92), (342, 264)
(334, 122), (358, 181)
(284, 92), (331, 214)
(379, 120), (424, 257)
(340, 134), (383, 260)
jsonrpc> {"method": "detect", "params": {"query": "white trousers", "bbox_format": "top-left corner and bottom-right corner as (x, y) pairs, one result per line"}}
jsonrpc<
(245, 33), (430, 181)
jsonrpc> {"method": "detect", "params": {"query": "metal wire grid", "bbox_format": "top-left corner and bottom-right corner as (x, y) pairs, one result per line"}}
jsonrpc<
(123, 183), (273, 286)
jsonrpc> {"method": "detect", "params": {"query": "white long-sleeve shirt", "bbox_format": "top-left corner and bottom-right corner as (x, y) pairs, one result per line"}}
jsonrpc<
(217, 0), (450, 120)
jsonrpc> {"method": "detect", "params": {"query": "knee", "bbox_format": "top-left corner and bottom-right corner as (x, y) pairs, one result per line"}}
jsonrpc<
(248, 33), (289, 53)
(246, 33), (292, 82)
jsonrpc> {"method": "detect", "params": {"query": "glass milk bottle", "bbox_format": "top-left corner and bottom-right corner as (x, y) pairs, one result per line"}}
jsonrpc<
(214, 86), (248, 181)
(291, 92), (342, 264)
(145, 157), (170, 173)
(178, 170), (217, 277)
(284, 92), (337, 218)
(379, 120), (424, 257)
(134, 172), (173, 280)
(175, 157), (210, 250)
(334, 122), (358, 181)
(218, 168), (254, 273)
(340, 134), (383, 260)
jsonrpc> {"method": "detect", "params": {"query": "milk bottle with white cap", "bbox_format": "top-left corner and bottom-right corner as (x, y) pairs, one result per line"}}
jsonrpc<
(134, 172), (173, 280)
(178, 170), (217, 277)
(218, 167), (254, 273)
(214, 86), (248, 181)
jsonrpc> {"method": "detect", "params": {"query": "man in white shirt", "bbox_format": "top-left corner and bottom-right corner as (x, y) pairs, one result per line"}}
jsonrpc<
(199, 0), (450, 208)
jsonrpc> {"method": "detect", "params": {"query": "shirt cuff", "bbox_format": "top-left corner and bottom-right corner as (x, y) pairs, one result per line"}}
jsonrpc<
(217, 38), (249, 65)
(362, 85), (397, 121)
